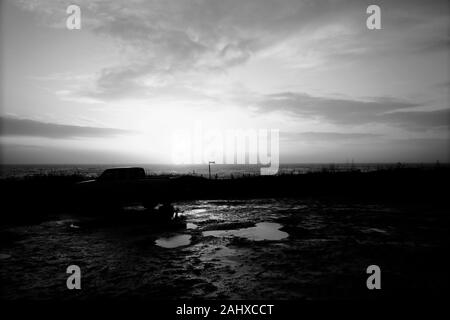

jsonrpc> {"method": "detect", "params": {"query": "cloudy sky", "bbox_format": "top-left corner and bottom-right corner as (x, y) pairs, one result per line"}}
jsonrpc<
(1, 0), (449, 164)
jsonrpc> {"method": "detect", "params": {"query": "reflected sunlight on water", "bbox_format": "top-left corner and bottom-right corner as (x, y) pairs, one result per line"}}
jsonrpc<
(155, 234), (191, 248)
(203, 222), (289, 241)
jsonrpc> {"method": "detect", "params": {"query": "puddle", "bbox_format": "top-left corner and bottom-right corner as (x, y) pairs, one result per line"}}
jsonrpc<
(186, 209), (207, 215)
(41, 219), (73, 227)
(123, 205), (146, 211)
(187, 223), (198, 230)
(155, 234), (191, 248)
(362, 228), (388, 234)
(0, 253), (11, 260)
(203, 222), (288, 241)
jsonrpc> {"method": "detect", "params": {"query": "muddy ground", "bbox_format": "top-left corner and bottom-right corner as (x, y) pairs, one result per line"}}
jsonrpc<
(1, 198), (449, 300)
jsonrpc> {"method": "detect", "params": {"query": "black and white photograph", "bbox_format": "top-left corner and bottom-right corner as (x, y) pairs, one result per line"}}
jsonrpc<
(0, 0), (449, 316)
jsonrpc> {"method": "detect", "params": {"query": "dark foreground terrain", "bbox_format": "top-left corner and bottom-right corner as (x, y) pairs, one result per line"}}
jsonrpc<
(0, 167), (449, 300)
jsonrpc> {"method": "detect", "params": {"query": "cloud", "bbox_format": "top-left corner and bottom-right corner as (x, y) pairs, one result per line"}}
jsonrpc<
(415, 37), (450, 54)
(0, 142), (152, 164)
(435, 80), (450, 89)
(0, 117), (132, 139)
(282, 131), (382, 142)
(15, 0), (449, 102)
(258, 92), (415, 122)
(256, 92), (449, 131)
(381, 108), (450, 131)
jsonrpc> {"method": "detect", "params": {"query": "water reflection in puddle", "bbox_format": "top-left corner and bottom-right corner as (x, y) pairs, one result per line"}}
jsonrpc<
(362, 228), (388, 234)
(203, 222), (288, 241)
(155, 234), (191, 248)
(186, 209), (207, 215)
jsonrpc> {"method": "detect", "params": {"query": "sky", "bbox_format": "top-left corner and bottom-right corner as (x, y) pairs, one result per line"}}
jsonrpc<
(0, 0), (449, 164)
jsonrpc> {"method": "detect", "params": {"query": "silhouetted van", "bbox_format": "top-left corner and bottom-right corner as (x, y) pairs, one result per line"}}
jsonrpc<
(98, 167), (146, 181)
(76, 167), (170, 211)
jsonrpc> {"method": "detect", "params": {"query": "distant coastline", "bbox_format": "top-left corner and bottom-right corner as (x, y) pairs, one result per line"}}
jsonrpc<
(1, 162), (447, 179)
